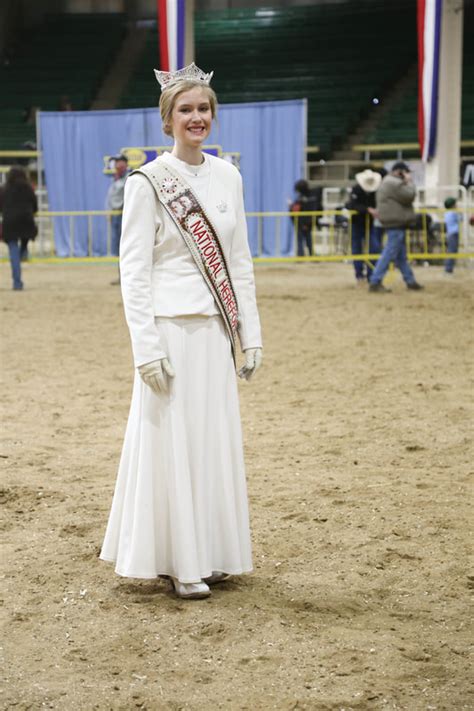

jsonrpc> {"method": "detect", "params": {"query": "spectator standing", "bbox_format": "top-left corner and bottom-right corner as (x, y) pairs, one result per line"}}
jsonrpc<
(346, 168), (381, 283)
(290, 179), (319, 257)
(106, 153), (128, 285)
(0, 166), (37, 291)
(443, 197), (460, 274)
(106, 153), (128, 257)
(58, 94), (73, 111)
(369, 161), (423, 293)
(372, 167), (387, 262)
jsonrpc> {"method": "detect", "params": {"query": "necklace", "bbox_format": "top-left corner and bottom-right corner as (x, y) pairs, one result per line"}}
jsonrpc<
(166, 152), (212, 206)
(185, 156), (206, 178)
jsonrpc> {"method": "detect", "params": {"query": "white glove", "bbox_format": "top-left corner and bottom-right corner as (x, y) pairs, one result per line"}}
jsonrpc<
(138, 358), (175, 394)
(238, 348), (263, 381)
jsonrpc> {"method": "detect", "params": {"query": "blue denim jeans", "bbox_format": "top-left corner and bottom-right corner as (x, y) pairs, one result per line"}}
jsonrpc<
(351, 222), (366, 279)
(352, 222), (382, 280)
(111, 214), (123, 256)
(297, 227), (313, 256)
(20, 238), (29, 261)
(369, 228), (416, 285)
(7, 240), (23, 290)
(444, 233), (459, 273)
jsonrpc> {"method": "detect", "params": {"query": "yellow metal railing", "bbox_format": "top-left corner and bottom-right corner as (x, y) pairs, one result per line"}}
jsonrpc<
(0, 210), (122, 261)
(248, 208), (474, 263)
(0, 150), (40, 158)
(1, 208), (473, 263)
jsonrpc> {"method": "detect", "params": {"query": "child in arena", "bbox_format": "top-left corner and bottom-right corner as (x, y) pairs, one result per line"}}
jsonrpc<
(443, 197), (460, 275)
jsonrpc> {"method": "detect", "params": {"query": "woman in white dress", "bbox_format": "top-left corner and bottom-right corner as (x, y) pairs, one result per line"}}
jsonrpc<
(100, 63), (263, 599)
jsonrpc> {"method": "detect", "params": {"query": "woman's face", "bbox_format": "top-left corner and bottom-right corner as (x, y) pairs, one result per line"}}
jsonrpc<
(170, 87), (212, 149)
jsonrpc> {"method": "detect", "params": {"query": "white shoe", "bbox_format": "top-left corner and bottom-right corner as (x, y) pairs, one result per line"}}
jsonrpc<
(203, 572), (231, 585)
(171, 578), (211, 599)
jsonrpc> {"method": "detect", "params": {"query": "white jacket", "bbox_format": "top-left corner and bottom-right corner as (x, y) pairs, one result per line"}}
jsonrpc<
(120, 152), (262, 367)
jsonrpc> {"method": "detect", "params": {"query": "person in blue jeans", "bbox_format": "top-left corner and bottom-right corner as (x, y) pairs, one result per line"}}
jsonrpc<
(443, 197), (460, 274)
(345, 168), (382, 283)
(106, 153), (129, 284)
(290, 180), (319, 257)
(369, 161), (423, 293)
(0, 166), (37, 291)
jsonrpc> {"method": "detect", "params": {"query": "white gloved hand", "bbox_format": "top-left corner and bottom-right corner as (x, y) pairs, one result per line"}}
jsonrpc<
(238, 348), (263, 381)
(138, 358), (175, 394)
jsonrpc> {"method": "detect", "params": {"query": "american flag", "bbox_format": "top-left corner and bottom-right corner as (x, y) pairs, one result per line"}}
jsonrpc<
(417, 0), (443, 162)
(157, 0), (186, 72)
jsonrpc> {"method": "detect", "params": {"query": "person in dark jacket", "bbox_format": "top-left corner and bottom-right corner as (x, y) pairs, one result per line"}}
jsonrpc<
(290, 179), (320, 257)
(0, 166), (38, 290)
(346, 169), (382, 283)
(369, 161), (423, 293)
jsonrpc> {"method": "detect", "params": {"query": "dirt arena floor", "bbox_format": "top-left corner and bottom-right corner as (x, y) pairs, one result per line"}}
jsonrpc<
(1, 260), (473, 711)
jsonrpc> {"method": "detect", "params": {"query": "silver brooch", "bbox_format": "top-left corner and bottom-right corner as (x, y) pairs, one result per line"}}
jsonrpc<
(217, 201), (227, 213)
(161, 177), (178, 195)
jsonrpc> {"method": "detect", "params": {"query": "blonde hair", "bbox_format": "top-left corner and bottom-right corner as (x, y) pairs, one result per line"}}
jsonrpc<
(159, 80), (217, 137)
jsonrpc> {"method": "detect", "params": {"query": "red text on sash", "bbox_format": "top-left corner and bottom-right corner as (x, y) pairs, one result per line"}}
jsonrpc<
(189, 218), (224, 278)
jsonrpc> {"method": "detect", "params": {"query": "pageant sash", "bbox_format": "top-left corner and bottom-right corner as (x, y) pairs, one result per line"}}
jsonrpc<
(132, 160), (239, 356)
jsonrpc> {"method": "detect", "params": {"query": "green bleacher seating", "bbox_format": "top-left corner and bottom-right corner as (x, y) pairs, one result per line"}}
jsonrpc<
(364, 4), (473, 145)
(120, 1), (417, 155)
(1, 4), (471, 155)
(0, 13), (125, 150)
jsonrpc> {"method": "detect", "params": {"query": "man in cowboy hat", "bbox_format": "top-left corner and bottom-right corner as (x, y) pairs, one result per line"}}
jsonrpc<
(346, 168), (382, 284)
(368, 161), (423, 293)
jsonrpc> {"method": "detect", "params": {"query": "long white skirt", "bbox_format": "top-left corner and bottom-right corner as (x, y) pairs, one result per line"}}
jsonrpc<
(100, 315), (253, 582)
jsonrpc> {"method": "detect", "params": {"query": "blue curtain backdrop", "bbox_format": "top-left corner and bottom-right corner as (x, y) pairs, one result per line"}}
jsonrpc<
(39, 100), (306, 257)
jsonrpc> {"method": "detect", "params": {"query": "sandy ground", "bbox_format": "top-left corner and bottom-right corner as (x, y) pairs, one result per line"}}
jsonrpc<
(1, 260), (473, 711)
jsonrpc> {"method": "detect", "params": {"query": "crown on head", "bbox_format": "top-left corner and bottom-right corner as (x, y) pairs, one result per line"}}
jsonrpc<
(154, 62), (214, 92)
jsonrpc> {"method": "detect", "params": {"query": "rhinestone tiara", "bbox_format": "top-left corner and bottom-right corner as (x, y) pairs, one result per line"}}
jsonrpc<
(154, 62), (214, 92)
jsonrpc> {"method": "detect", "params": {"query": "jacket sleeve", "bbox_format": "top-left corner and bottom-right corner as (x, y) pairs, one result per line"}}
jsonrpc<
(346, 185), (368, 214)
(230, 171), (262, 351)
(119, 174), (168, 367)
